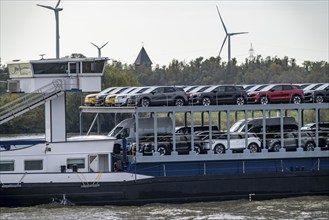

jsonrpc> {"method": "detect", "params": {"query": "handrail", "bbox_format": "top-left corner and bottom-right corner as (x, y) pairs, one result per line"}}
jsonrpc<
(0, 79), (65, 124)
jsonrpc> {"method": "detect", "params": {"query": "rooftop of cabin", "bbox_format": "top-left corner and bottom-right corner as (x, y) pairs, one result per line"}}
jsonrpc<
(7, 57), (108, 78)
(7, 57), (108, 65)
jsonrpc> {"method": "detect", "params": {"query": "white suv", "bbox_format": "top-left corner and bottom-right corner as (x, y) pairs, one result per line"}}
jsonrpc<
(203, 132), (261, 154)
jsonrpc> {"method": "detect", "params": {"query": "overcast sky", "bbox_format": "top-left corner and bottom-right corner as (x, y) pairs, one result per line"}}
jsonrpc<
(0, 0), (328, 66)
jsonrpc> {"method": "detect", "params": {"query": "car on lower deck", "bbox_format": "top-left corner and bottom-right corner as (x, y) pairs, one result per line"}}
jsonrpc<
(175, 125), (220, 135)
(138, 133), (201, 155)
(301, 122), (329, 150)
(266, 131), (316, 152)
(202, 132), (261, 154)
(247, 84), (304, 105)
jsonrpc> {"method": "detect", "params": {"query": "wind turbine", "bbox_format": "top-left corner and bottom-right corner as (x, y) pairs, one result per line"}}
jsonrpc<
(90, 42), (109, 58)
(216, 5), (248, 63)
(37, 0), (63, 59)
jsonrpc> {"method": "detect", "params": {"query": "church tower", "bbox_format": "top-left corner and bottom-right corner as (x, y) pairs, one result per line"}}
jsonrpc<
(134, 46), (152, 67)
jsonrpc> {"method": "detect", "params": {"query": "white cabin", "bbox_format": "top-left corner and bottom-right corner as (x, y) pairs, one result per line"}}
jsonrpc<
(7, 57), (107, 93)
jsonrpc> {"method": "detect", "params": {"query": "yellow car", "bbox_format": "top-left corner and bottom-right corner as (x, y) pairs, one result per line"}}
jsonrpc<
(104, 95), (117, 106)
(84, 93), (98, 106)
(84, 87), (117, 106)
(104, 87), (137, 107)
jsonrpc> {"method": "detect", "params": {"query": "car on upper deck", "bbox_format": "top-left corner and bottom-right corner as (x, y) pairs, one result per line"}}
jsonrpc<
(104, 87), (138, 106)
(247, 84), (304, 105)
(245, 84), (268, 93)
(302, 83), (324, 92)
(185, 86), (211, 99)
(126, 86), (188, 107)
(96, 87), (131, 106)
(189, 85), (247, 106)
(303, 84), (329, 103)
(114, 87), (151, 106)
(84, 87), (117, 106)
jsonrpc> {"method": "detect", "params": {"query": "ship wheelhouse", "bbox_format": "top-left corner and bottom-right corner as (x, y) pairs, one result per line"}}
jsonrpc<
(7, 57), (107, 93)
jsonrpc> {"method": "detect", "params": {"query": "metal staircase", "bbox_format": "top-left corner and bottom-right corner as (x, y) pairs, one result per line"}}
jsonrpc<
(0, 79), (66, 125)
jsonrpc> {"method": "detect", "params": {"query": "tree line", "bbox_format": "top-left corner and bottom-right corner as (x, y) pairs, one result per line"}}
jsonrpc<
(0, 55), (328, 134)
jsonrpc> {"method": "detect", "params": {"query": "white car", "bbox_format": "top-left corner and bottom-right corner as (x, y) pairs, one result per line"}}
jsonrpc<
(203, 132), (261, 154)
(115, 87), (155, 106)
(104, 87), (138, 106)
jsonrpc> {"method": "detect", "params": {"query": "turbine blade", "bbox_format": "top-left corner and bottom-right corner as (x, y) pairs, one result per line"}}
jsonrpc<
(216, 5), (228, 34)
(55, 0), (61, 9)
(219, 36), (227, 57)
(90, 42), (100, 49)
(230, 32), (248, 36)
(37, 4), (55, 10)
(100, 41), (109, 49)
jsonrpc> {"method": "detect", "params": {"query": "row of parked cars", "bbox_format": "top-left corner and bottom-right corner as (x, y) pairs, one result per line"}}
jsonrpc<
(136, 121), (329, 156)
(84, 83), (329, 107)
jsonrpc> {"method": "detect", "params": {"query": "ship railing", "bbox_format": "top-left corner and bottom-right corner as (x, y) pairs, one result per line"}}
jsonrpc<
(0, 79), (66, 125)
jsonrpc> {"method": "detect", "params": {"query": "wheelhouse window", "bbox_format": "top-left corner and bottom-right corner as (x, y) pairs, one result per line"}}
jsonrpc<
(24, 160), (43, 171)
(67, 158), (85, 169)
(33, 62), (68, 74)
(69, 62), (80, 74)
(0, 160), (14, 171)
(82, 60), (106, 73)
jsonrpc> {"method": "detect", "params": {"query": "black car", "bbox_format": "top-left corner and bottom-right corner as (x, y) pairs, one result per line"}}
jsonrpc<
(266, 131), (316, 152)
(138, 133), (201, 155)
(175, 125), (219, 135)
(301, 122), (329, 149)
(138, 133), (172, 155)
(303, 85), (329, 103)
(325, 138), (329, 150)
(189, 85), (247, 106)
(127, 86), (188, 107)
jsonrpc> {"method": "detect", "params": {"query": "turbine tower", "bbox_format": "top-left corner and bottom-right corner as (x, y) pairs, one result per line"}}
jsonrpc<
(216, 5), (248, 63)
(37, 0), (63, 59)
(90, 42), (109, 58)
(249, 43), (255, 60)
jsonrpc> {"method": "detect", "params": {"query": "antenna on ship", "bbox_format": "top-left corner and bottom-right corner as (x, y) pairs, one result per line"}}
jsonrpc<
(216, 5), (248, 63)
(39, 54), (46, 60)
(90, 42), (109, 58)
(249, 43), (254, 60)
(37, 0), (63, 59)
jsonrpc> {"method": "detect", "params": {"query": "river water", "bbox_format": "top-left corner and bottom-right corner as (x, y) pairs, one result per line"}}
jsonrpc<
(1, 196), (328, 220)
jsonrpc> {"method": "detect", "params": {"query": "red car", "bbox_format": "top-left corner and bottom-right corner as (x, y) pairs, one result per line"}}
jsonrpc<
(247, 84), (304, 104)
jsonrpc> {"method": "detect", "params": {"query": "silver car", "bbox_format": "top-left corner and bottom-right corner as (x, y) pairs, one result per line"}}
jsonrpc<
(127, 86), (188, 107)
(203, 132), (261, 154)
(113, 87), (150, 106)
